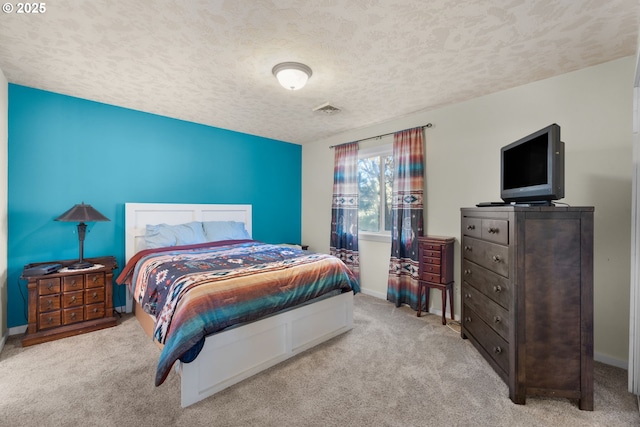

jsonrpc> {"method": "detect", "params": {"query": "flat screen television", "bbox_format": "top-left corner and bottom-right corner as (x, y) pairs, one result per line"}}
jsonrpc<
(500, 123), (565, 204)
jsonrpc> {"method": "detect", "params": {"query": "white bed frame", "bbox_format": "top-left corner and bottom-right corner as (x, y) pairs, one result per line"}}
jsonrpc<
(124, 203), (354, 407)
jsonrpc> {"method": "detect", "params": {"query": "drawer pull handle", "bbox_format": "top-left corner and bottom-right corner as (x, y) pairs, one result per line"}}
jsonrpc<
(488, 227), (499, 234)
(493, 346), (502, 354)
(466, 225), (475, 230)
(493, 285), (502, 293)
(464, 245), (472, 252)
(71, 296), (76, 303)
(93, 307), (99, 313)
(492, 255), (501, 263)
(464, 269), (471, 276)
(92, 292), (98, 299)
(464, 293), (471, 299)
(47, 317), (53, 324)
(92, 276), (98, 283)
(71, 312), (76, 320)
(71, 279), (76, 286)
(47, 300), (53, 307)
(465, 317), (472, 323)
(493, 316), (501, 323)
(47, 283), (53, 290)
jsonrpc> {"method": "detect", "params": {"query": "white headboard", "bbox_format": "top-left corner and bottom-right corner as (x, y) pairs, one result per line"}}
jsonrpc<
(124, 203), (253, 262)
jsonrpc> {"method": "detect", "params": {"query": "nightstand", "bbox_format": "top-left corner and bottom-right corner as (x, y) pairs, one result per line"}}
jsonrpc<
(417, 236), (455, 324)
(21, 256), (118, 347)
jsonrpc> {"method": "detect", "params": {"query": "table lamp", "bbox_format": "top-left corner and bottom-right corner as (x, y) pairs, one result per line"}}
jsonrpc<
(55, 202), (110, 270)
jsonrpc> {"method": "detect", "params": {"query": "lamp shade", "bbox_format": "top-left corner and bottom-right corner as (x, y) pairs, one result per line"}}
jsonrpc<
(272, 62), (312, 90)
(55, 202), (110, 223)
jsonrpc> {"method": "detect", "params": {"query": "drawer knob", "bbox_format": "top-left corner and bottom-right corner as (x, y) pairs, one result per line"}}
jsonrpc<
(92, 276), (98, 283)
(47, 283), (53, 290)
(71, 312), (76, 319)
(492, 255), (501, 263)
(493, 316), (501, 323)
(464, 269), (471, 276)
(493, 285), (502, 293)
(93, 307), (99, 313)
(466, 225), (475, 230)
(71, 296), (76, 302)
(464, 245), (472, 252)
(71, 279), (77, 286)
(92, 292), (98, 299)
(47, 317), (53, 324)
(464, 293), (471, 299)
(464, 317), (472, 323)
(493, 346), (503, 354)
(488, 227), (498, 234)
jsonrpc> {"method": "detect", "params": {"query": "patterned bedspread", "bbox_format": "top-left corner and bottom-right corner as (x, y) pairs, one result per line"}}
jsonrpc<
(117, 241), (359, 386)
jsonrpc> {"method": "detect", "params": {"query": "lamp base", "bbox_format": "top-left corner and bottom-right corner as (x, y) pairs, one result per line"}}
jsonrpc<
(66, 260), (95, 270)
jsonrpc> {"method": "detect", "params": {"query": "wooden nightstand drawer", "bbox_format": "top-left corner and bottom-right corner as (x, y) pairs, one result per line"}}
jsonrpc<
(63, 307), (85, 324)
(86, 273), (104, 289)
(85, 303), (106, 320)
(63, 290), (84, 308)
(85, 287), (105, 303)
(63, 275), (83, 291)
(22, 256), (118, 347)
(38, 278), (60, 295)
(39, 311), (61, 329)
(38, 294), (60, 312)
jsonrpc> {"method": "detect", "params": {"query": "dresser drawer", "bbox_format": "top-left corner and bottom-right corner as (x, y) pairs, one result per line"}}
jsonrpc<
(39, 311), (61, 329)
(63, 275), (84, 292)
(38, 294), (61, 312)
(85, 287), (105, 304)
(86, 272), (105, 289)
(63, 290), (84, 308)
(85, 303), (106, 320)
(420, 264), (440, 283)
(462, 218), (482, 238)
(463, 306), (509, 374)
(462, 236), (509, 277)
(463, 285), (509, 340)
(481, 219), (509, 245)
(63, 307), (85, 324)
(462, 260), (511, 309)
(38, 278), (61, 295)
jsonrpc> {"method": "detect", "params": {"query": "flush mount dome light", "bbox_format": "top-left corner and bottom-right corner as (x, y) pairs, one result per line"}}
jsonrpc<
(272, 62), (312, 90)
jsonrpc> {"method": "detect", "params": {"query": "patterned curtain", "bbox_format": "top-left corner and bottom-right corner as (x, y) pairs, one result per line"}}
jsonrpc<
(387, 127), (425, 309)
(330, 142), (360, 279)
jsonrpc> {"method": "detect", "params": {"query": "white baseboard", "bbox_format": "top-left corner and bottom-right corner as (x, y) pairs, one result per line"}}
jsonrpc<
(594, 351), (628, 370)
(8, 324), (27, 336)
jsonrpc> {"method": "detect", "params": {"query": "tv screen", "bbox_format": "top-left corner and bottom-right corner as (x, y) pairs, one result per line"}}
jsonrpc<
(500, 124), (564, 204)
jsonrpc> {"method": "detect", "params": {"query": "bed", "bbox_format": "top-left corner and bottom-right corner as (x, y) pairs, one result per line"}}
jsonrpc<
(118, 203), (357, 407)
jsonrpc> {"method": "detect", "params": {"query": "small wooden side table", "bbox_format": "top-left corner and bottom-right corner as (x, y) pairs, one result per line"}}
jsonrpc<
(417, 236), (455, 324)
(21, 256), (118, 346)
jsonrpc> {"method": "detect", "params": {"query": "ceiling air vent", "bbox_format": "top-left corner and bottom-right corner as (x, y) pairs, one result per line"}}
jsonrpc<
(312, 102), (341, 115)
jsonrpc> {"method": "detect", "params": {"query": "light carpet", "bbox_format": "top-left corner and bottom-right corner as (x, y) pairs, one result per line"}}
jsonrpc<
(0, 293), (638, 426)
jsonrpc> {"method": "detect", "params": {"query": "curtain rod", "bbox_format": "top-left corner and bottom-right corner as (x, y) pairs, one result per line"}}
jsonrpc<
(329, 123), (432, 148)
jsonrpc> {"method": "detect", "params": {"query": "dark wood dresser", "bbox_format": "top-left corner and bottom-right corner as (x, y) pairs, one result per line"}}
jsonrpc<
(22, 256), (118, 347)
(460, 206), (594, 410)
(417, 235), (455, 324)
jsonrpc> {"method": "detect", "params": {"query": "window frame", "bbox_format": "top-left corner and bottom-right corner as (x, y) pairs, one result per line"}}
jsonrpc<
(357, 143), (393, 243)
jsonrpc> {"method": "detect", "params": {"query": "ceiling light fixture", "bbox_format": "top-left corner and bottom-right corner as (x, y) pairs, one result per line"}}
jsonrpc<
(272, 62), (312, 90)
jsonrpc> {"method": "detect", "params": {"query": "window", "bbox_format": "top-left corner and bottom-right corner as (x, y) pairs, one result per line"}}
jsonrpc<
(358, 144), (393, 238)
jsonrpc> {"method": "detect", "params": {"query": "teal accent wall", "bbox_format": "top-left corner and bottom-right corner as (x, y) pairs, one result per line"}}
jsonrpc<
(7, 84), (301, 328)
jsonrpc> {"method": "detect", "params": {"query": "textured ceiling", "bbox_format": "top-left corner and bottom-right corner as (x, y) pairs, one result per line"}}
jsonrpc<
(0, 1), (638, 144)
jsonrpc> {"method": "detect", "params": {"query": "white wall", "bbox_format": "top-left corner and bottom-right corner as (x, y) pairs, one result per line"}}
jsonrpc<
(0, 68), (7, 352)
(302, 56), (635, 367)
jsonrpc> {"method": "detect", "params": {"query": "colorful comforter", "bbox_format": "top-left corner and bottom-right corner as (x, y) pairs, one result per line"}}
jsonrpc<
(117, 240), (359, 386)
